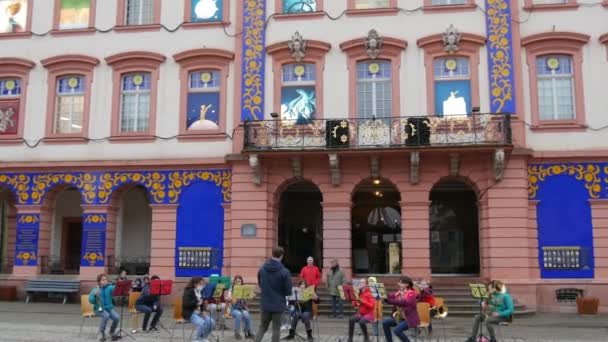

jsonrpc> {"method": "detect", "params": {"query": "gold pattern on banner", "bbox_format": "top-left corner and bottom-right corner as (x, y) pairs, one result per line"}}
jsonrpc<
(528, 164), (602, 199)
(0, 174), (31, 204)
(167, 170), (232, 204)
(16, 251), (36, 264)
(17, 215), (39, 224)
(487, 0), (513, 113)
(83, 252), (103, 266)
(98, 172), (167, 204)
(30, 173), (96, 205)
(84, 214), (107, 224)
(241, 0), (265, 120)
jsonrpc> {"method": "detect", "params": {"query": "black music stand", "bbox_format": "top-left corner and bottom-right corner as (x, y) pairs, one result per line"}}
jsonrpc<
(281, 288), (306, 341)
(469, 283), (490, 342)
(149, 279), (173, 335)
(113, 280), (135, 340)
(369, 283), (385, 342)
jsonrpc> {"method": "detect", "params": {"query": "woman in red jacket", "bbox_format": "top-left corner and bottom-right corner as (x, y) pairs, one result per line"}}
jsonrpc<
(299, 256), (321, 288)
(347, 278), (374, 342)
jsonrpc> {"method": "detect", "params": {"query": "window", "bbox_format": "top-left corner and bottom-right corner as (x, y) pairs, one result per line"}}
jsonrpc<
(354, 0), (390, 9)
(106, 51), (165, 139)
(524, 0), (578, 10)
(173, 48), (233, 140)
(536, 56), (574, 120)
(120, 73), (151, 132)
(431, 0), (466, 4)
(0, 0), (29, 34)
(186, 71), (220, 130)
(125, 0), (153, 25)
(42, 55), (98, 141)
(0, 78), (21, 135)
(433, 57), (471, 116)
(356, 61), (392, 119)
(282, 0), (317, 14)
(189, 0), (224, 22)
(57, 0), (93, 30)
(532, 0), (567, 4)
(522, 32), (589, 130)
(54, 76), (85, 133)
(280, 63), (317, 123)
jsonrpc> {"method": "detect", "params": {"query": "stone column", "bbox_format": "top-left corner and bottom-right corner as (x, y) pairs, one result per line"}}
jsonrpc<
(400, 201), (431, 280)
(13, 206), (43, 276)
(149, 204), (178, 278)
(528, 200), (540, 279)
(79, 207), (114, 278)
(221, 203), (232, 276)
(590, 199), (608, 279)
(322, 203), (352, 279)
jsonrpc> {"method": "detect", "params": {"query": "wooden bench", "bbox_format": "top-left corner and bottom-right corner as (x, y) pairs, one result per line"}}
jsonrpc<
(25, 279), (80, 304)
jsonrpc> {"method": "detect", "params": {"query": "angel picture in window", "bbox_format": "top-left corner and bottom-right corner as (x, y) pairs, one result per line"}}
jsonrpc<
(442, 90), (467, 116)
(1, 0), (25, 33)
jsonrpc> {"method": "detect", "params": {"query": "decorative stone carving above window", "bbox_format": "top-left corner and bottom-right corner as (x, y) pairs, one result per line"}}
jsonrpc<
(365, 29), (383, 59)
(288, 31), (307, 61)
(442, 24), (462, 54)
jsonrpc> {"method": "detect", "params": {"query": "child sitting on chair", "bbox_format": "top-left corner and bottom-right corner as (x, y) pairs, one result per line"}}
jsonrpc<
(465, 280), (514, 342)
(285, 280), (318, 342)
(416, 280), (436, 332)
(224, 275), (254, 340)
(185, 277), (215, 342)
(89, 273), (120, 342)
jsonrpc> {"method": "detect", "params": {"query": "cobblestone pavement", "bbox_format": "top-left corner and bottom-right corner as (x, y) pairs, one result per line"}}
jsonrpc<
(0, 302), (606, 342)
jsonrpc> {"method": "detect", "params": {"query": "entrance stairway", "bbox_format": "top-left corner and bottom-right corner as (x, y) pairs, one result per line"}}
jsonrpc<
(245, 278), (535, 317)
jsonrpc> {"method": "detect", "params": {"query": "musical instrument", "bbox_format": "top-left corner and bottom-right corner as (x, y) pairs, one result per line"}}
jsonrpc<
(431, 297), (448, 319)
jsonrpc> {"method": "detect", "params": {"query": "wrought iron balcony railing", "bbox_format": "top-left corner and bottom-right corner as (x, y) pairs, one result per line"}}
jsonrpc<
(244, 114), (511, 151)
(40, 255), (81, 275)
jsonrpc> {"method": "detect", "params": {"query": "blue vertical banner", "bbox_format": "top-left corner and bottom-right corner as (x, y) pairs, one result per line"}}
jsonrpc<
(14, 214), (40, 266)
(81, 213), (107, 267)
(240, 0), (266, 121)
(485, 0), (517, 114)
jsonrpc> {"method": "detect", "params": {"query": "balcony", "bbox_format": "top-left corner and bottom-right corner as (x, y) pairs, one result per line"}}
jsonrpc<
(243, 114), (511, 151)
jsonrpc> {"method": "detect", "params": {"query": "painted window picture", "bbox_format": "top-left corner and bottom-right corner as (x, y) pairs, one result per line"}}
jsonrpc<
(433, 57), (471, 116)
(187, 71), (220, 130)
(282, 0), (317, 14)
(281, 63), (316, 124)
(191, 0), (223, 22)
(0, 0), (27, 33)
(59, 0), (91, 30)
(354, 0), (390, 9)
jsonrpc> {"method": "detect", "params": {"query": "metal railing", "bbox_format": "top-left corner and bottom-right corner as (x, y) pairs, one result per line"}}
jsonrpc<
(244, 114), (511, 151)
(39, 255), (81, 275)
(0, 257), (13, 274)
(106, 255), (151, 276)
(176, 247), (222, 270)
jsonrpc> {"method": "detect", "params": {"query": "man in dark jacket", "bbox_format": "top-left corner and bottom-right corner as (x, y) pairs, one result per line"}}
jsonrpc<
(135, 275), (163, 332)
(254, 246), (292, 342)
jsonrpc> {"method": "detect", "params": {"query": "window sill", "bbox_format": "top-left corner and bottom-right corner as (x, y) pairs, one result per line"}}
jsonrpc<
(523, 3), (580, 12)
(422, 4), (477, 13)
(108, 135), (156, 143)
(177, 132), (228, 142)
(114, 24), (162, 33)
(530, 122), (587, 132)
(50, 28), (96, 37)
(273, 12), (325, 21)
(0, 32), (32, 40)
(345, 8), (400, 17)
(43, 136), (89, 144)
(182, 21), (230, 30)
(0, 137), (23, 145)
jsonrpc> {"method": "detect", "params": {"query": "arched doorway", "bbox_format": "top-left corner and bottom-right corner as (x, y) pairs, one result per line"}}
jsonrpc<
(114, 185), (152, 276)
(429, 179), (480, 275)
(49, 187), (83, 274)
(352, 178), (401, 274)
(0, 188), (16, 274)
(278, 181), (323, 274)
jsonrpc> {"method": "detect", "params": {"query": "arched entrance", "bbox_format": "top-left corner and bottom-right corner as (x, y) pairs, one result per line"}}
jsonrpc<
(352, 178), (401, 274)
(429, 179), (480, 275)
(48, 187), (83, 274)
(113, 185), (152, 276)
(0, 188), (16, 274)
(278, 181), (323, 274)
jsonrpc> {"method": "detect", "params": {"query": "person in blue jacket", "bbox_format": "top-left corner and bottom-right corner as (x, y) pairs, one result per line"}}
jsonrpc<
(135, 275), (163, 333)
(466, 280), (514, 342)
(89, 273), (120, 341)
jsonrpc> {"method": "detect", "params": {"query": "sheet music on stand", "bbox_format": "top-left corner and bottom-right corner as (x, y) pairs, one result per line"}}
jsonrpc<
(212, 283), (226, 298)
(338, 285), (359, 301)
(150, 280), (173, 296)
(301, 286), (316, 302)
(370, 283), (387, 299)
(232, 285), (255, 300)
(469, 283), (490, 300)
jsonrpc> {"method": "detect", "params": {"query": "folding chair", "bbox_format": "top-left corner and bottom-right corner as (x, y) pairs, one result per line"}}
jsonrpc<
(78, 294), (98, 338)
(415, 302), (431, 341)
(432, 297), (448, 342)
(128, 292), (142, 333)
(169, 297), (195, 342)
(311, 302), (320, 339)
(495, 315), (514, 341)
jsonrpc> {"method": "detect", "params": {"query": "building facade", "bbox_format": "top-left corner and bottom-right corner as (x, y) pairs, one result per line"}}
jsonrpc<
(0, 0), (607, 313)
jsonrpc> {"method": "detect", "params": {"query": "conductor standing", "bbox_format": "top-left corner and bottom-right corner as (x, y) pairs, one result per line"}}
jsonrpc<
(254, 247), (293, 342)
